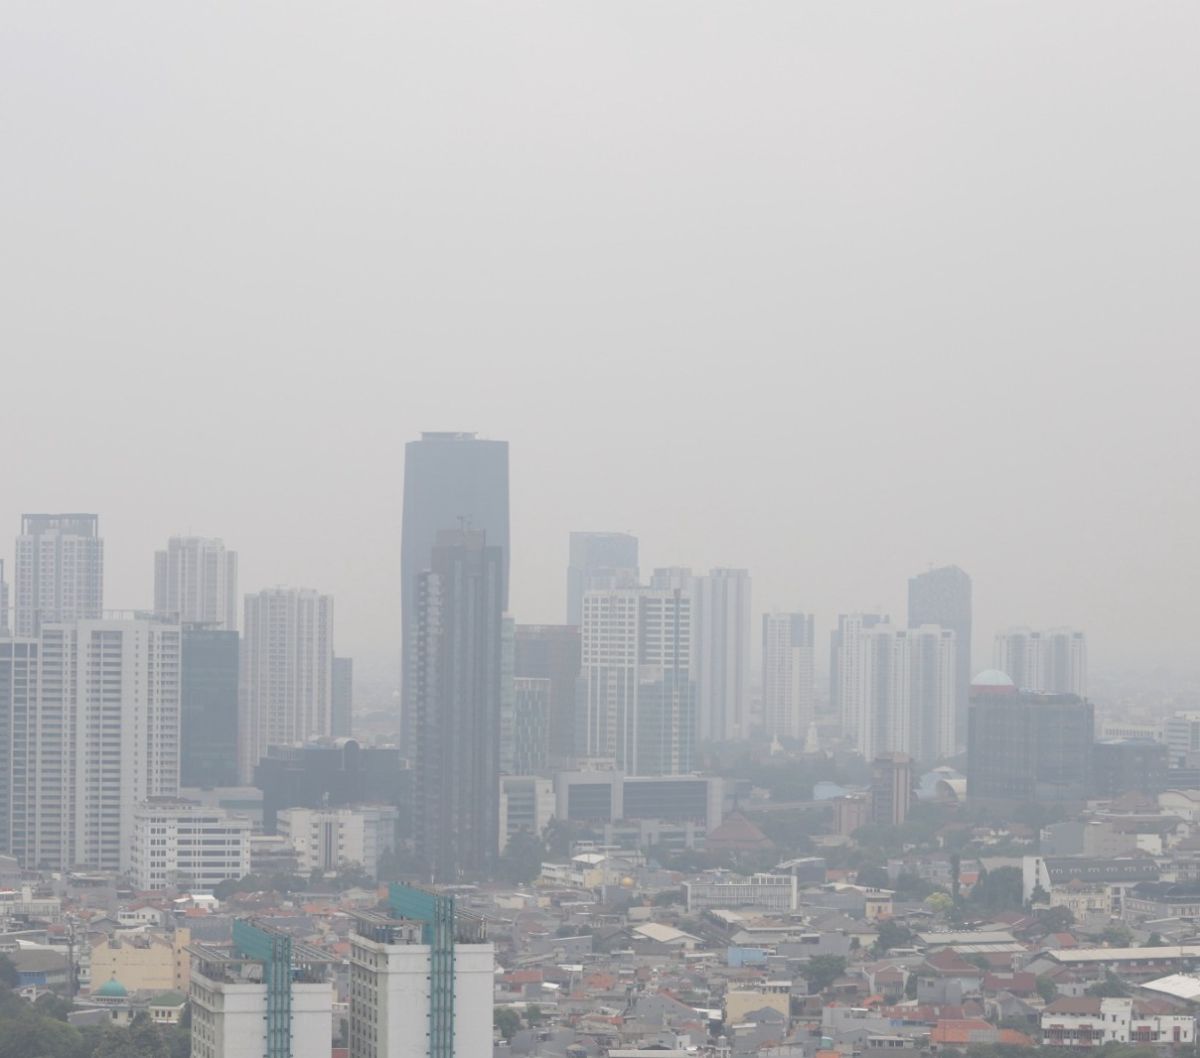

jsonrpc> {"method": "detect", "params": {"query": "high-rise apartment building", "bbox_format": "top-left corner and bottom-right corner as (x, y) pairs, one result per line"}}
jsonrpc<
(994, 626), (1087, 696)
(514, 624), (581, 767)
(181, 625), (239, 788)
(154, 536), (238, 630)
(908, 565), (971, 748)
(762, 613), (815, 740)
(835, 618), (956, 763)
(332, 656), (354, 737)
(14, 514), (103, 636)
(401, 432), (508, 751)
(411, 531), (503, 881)
(692, 569), (752, 743)
(966, 669), (1093, 806)
(566, 532), (639, 625)
(580, 587), (693, 775)
(190, 921), (333, 1058)
(1, 618), (180, 871)
(239, 588), (334, 783)
(349, 885), (494, 1058)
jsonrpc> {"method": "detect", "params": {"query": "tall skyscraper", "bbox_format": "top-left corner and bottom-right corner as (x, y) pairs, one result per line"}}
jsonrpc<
(835, 618), (956, 763)
(967, 669), (1093, 806)
(908, 565), (971, 748)
(0, 560), (9, 635)
(401, 433), (508, 750)
(994, 626), (1087, 696)
(514, 624), (581, 768)
(349, 885), (494, 1058)
(154, 536), (238, 630)
(566, 532), (639, 625)
(239, 588), (334, 782)
(762, 613), (815, 740)
(411, 530), (503, 881)
(0, 618), (180, 871)
(579, 587), (693, 775)
(693, 569), (752, 743)
(13, 513), (103, 636)
(180, 625), (240, 788)
(332, 656), (354, 737)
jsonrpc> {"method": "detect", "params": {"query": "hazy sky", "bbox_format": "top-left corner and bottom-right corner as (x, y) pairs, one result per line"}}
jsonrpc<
(3, 3), (1197, 679)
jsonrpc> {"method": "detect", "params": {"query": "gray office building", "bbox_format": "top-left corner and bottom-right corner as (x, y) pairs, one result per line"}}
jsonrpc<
(514, 624), (581, 767)
(411, 530), (503, 881)
(566, 532), (638, 626)
(181, 625), (240, 788)
(401, 433), (508, 749)
(908, 565), (972, 746)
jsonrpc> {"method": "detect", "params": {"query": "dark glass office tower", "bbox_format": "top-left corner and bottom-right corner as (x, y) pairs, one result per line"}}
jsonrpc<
(181, 625), (239, 788)
(566, 532), (639, 626)
(908, 565), (972, 746)
(401, 433), (508, 747)
(411, 530), (503, 881)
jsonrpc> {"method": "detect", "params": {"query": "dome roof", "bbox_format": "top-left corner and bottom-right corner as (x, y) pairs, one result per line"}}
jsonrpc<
(971, 668), (1015, 687)
(96, 976), (128, 998)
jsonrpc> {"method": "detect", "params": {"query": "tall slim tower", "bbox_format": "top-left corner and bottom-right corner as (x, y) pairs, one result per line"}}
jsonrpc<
(566, 532), (639, 625)
(1, 618), (180, 871)
(761, 613), (815, 741)
(240, 588), (334, 783)
(401, 433), (508, 749)
(181, 625), (240, 788)
(908, 565), (971, 748)
(411, 531), (503, 881)
(514, 625), (581, 769)
(579, 587), (693, 775)
(13, 514), (103, 636)
(154, 536), (238, 630)
(693, 569), (752, 743)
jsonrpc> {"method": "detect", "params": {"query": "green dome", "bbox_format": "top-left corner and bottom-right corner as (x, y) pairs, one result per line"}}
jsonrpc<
(96, 977), (128, 998)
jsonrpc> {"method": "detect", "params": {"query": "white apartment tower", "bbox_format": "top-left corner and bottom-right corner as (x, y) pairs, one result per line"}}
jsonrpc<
(2, 618), (181, 872)
(14, 514), (103, 636)
(836, 618), (956, 763)
(154, 536), (238, 630)
(692, 569), (752, 742)
(348, 889), (494, 1058)
(761, 613), (815, 740)
(994, 627), (1087, 696)
(580, 587), (693, 774)
(277, 805), (399, 877)
(239, 588), (333, 782)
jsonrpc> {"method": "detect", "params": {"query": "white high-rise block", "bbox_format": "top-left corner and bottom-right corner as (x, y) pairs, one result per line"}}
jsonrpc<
(155, 536), (238, 631)
(14, 514), (103, 636)
(994, 626), (1087, 696)
(239, 588), (333, 782)
(693, 569), (752, 742)
(762, 613), (815, 740)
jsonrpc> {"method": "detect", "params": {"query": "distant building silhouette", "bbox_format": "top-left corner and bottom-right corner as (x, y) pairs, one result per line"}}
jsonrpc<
(762, 613), (815, 741)
(994, 626), (1087, 696)
(566, 532), (638, 625)
(871, 753), (913, 826)
(181, 625), (239, 788)
(331, 656), (353, 737)
(692, 569), (752, 743)
(514, 624), (580, 768)
(401, 432), (508, 751)
(908, 565), (971, 748)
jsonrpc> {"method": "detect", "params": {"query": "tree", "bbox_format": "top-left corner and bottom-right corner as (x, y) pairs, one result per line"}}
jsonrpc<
(526, 1003), (543, 1027)
(874, 919), (913, 954)
(1147, 932), (1165, 947)
(1087, 971), (1130, 998)
(927, 892), (954, 915)
(856, 865), (890, 889)
(494, 1007), (521, 1041)
(0, 955), (17, 991)
(969, 866), (1023, 912)
(1036, 906), (1074, 932)
(34, 992), (75, 1021)
(498, 829), (545, 885)
(804, 955), (847, 994)
(1102, 924), (1133, 947)
(1036, 975), (1058, 1003)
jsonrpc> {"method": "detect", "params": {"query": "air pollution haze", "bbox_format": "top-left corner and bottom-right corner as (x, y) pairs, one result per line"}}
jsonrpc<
(2, 3), (1197, 681)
